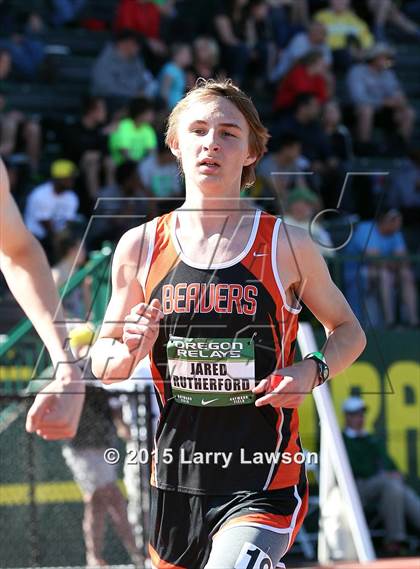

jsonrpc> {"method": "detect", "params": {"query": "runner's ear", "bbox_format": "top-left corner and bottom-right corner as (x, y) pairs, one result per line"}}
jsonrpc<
(243, 153), (257, 167)
(170, 140), (181, 160)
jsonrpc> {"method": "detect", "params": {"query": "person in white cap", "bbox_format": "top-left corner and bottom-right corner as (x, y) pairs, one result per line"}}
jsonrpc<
(342, 395), (420, 555)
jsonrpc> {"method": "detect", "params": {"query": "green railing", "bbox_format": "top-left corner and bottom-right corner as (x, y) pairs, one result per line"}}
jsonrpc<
(0, 243), (113, 395)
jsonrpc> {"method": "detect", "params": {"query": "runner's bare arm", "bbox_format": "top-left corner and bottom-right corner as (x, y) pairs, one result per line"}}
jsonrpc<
(0, 159), (74, 364)
(0, 159), (85, 439)
(254, 225), (366, 408)
(290, 226), (366, 376)
(91, 224), (163, 383)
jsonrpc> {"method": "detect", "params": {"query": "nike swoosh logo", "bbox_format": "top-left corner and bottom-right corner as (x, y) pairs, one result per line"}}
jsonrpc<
(253, 252), (269, 257)
(201, 398), (219, 406)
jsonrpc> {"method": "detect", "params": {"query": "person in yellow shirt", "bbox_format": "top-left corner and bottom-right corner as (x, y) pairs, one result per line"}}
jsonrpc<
(315, 0), (373, 70)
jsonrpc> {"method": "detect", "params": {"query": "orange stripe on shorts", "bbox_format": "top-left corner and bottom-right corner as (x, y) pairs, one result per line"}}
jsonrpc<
(149, 544), (187, 569)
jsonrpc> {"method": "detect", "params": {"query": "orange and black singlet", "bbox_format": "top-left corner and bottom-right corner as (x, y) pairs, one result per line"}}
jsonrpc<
(142, 209), (305, 495)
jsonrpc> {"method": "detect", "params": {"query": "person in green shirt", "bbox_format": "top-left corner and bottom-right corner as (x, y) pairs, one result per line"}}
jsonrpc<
(109, 96), (157, 165)
(342, 396), (420, 554)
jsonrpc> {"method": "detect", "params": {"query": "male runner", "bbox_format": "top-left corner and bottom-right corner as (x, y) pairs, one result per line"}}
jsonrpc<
(91, 80), (366, 569)
(0, 158), (84, 440)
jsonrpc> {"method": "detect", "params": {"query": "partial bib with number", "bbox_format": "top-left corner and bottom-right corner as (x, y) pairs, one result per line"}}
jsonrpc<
(167, 336), (256, 407)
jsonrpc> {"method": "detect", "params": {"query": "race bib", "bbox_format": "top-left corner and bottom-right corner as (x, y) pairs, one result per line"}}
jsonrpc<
(167, 336), (256, 407)
(234, 543), (273, 569)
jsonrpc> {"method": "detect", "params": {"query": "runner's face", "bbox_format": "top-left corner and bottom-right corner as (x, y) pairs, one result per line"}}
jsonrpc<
(173, 96), (256, 194)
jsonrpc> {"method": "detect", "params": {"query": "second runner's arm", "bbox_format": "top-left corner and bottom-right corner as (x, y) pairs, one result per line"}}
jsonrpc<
(0, 160), (75, 367)
(0, 159), (84, 439)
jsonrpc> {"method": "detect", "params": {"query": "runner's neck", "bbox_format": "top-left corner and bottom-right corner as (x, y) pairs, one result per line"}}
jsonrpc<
(171, 209), (260, 268)
(178, 196), (254, 233)
(175, 205), (257, 238)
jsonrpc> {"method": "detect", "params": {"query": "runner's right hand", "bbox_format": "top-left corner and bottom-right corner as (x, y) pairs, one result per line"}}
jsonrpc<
(122, 298), (164, 363)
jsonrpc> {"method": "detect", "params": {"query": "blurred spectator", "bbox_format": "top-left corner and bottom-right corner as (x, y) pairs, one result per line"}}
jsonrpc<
(246, 0), (276, 83)
(284, 187), (335, 257)
(322, 100), (353, 162)
(24, 159), (79, 262)
(270, 20), (332, 82)
(213, 0), (253, 84)
(257, 133), (311, 206)
(91, 30), (156, 105)
(139, 135), (183, 215)
(62, 96), (108, 162)
(388, 149), (420, 224)
(2, 157), (29, 209)
(0, 24), (45, 80)
(163, 0), (218, 43)
(275, 95), (349, 209)
(51, 0), (87, 27)
(109, 97), (157, 166)
(321, 100), (354, 209)
(114, 0), (169, 65)
(188, 36), (225, 86)
(346, 43), (415, 147)
(0, 46), (12, 80)
(60, 325), (143, 567)
(274, 50), (331, 111)
(276, 93), (333, 173)
(284, 0), (310, 26)
(403, 0), (420, 21)
(155, 0), (177, 35)
(0, 50), (41, 174)
(0, 5), (47, 34)
(24, 10), (46, 34)
(342, 396), (420, 555)
(90, 160), (153, 248)
(157, 1), (176, 13)
(343, 210), (419, 327)
(61, 96), (112, 211)
(315, 0), (374, 70)
(267, 0), (309, 49)
(115, 0), (161, 39)
(52, 222), (90, 320)
(0, 1), (16, 35)
(158, 43), (192, 109)
(353, 0), (420, 42)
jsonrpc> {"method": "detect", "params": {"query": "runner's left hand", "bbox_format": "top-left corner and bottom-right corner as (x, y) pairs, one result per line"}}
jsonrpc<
(252, 360), (318, 408)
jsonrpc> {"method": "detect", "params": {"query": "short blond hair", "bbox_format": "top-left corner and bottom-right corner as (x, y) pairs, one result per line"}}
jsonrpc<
(165, 78), (269, 189)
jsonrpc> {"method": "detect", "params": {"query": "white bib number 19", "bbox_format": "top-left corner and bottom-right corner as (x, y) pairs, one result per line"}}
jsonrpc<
(234, 543), (273, 569)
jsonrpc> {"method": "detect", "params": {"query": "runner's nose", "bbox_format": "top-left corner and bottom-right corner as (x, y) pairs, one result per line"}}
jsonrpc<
(203, 131), (220, 153)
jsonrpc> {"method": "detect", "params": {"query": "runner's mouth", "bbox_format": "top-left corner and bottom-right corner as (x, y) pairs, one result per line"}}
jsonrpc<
(198, 158), (221, 168)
